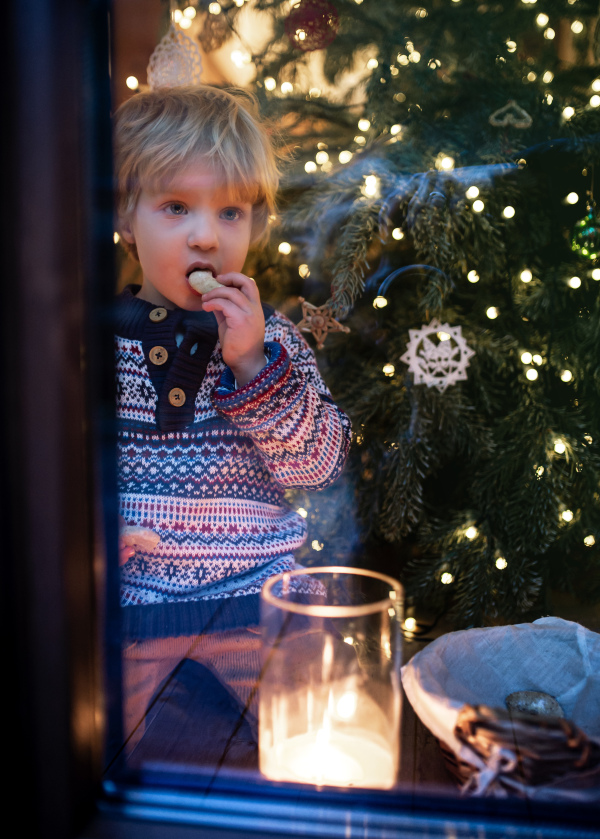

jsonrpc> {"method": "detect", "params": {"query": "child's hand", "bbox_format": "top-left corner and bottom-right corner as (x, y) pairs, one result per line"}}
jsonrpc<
(119, 520), (161, 565)
(200, 272), (266, 387)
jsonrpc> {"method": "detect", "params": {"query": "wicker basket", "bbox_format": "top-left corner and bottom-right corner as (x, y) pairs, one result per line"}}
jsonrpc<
(401, 618), (600, 800)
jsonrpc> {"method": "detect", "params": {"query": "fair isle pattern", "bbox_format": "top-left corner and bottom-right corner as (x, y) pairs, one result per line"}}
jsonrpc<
(117, 297), (351, 608)
(116, 336), (158, 423)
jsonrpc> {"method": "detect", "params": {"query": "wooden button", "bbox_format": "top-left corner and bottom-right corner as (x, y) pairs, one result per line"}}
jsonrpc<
(149, 307), (168, 323)
(149, 346), (168, 366)
(168, 388), (186, 407)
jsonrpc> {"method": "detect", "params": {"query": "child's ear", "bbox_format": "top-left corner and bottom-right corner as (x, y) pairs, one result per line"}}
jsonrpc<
(119, 217), (136, 244)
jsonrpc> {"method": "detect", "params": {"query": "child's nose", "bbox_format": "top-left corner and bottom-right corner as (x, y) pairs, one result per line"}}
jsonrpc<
(188, 215), (218, 250)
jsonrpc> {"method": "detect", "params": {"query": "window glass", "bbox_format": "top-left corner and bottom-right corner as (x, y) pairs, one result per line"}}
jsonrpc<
(104, 0), (600, 829)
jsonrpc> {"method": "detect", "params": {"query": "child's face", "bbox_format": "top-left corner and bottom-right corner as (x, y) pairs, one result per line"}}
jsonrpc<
(122, 157), (254, 310)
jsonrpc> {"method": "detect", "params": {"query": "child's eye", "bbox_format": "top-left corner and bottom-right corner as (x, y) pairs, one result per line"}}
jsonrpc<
(167, 203), (186, 215)
(221, 207), (242, 221)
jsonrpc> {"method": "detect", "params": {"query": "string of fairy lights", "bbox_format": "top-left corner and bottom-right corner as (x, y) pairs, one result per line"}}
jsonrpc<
(119, 1), (598, 579)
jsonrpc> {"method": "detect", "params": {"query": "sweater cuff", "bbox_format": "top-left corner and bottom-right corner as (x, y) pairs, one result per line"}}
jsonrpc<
(212, 341), (294, 426)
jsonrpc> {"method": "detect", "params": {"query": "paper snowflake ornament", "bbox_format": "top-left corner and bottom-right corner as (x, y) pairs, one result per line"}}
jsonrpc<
(296, 297), (350, 349)
(400, 319), (475, 393)
(147, 25), (203, 90)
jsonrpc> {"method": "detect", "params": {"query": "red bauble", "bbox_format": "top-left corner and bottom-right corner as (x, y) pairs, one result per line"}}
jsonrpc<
(285, 0), (340, 52)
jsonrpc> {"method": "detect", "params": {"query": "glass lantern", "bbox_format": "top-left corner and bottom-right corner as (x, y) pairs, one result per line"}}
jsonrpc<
(259, 566), (404, 789)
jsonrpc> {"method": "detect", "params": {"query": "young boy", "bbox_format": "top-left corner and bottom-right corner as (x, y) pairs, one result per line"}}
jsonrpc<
(113, 85), (351, 749)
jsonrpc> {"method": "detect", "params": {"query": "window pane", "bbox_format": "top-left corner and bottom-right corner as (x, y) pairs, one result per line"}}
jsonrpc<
(103, 0), (600, 831)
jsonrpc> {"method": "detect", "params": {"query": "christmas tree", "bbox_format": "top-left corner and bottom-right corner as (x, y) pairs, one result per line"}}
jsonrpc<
(165, 1), (600, 628)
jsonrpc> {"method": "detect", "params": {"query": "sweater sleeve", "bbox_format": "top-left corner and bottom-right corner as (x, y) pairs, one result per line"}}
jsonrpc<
(211, 312), (352, 490)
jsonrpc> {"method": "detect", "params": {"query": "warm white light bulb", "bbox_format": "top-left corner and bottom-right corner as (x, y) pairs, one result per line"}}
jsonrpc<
(440, 572), (454, 585)
(563, 106), (575, 119)
(354, 135), (366, 145)
(113, 232), (120, 244)
(304, 161), (317, 173)
(536, 12), (549, 25)
(179, 17), (192, 28)
(554, 439), (566, 454)
(561, 509), (574, 522)
(390, 124), (402, 135)
(392, 228), (404, 240)
(183, 5), (197, 17)
(367, 58), (379, 69)
(566, 192), (579, 204)
(126, 75), (139, 90)
(278, 242), (292, 254)
(311, 540), (323, 551)
(315, 150), (329, 164)
(590, 95), (600, 108)
(437, 331), (451, 341)
(297, 507), (308, 518)
(506, 40), (517, 52)
(535, 465), (545, 477)
(521, 351), (533, 364)
(208, 2), (221, 13)
(472, 199), (485, 212)
(503, 206), (515, 219)
(465, 526), (478, 540)
(495, 557), (508, 570)
(520, 269), (532, 283)
(382, 363), (395, 377)
(561, 370), (573, 382)
(467, 270), (480, 283)
(339, 150), (353, 164)
(526, 368), (538, 381)
(398, 54), (409, 66)
(298, 264), (310, 278)
(466, 186), (479, 199)
(584, 535), (596, 547)
(568, 276), (582, 288)
(486, 307), (499, 319)
(264, 77), (277, 91)
(592, 268), (600, 280)
(571, 20), (584, 34)
(435, 153), (454, 171)
(544, 27), (556, 40)
(363, 175), (379, 197)
(542, 71), (554, 83)
(358, 118), (371, 131)
(404, 617), (417, 632)
(373, 295), (388, 308)
(281, 82), (293, 94)
(532, 354), (542, 366)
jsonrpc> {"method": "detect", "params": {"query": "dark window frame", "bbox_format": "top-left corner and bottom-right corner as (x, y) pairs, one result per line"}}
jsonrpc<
(2, 2), (598, 837)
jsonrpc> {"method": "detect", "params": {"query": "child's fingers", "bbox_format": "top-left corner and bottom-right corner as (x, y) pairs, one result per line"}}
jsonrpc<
(201, 296), (254, 322)
(201, 284), (256, 313)
(211, 272), (260, 301)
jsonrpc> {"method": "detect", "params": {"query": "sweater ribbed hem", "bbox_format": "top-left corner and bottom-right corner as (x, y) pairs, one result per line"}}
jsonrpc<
(121, 593), (260, 640)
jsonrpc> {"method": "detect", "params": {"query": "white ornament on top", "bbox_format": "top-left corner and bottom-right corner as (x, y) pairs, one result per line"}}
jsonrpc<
(400, 318), (475, 393)
(147, 24), (203, 90)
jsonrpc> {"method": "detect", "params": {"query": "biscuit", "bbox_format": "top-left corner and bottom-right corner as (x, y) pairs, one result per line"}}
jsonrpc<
(189, 270), (221, 294)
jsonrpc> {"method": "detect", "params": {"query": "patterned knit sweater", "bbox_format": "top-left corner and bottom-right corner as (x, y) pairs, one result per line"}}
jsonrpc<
(116, 286), (351, 637)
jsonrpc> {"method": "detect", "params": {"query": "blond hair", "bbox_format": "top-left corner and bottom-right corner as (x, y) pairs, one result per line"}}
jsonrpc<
(114, 85), (280, 256)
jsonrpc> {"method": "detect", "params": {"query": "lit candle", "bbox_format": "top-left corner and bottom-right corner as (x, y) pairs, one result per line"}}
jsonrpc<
(262, 725), (396, 787)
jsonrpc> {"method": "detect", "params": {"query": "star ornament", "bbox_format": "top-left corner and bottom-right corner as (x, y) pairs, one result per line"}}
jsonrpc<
(400, 319), (475, 393)
(296, 297), (350, 349)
